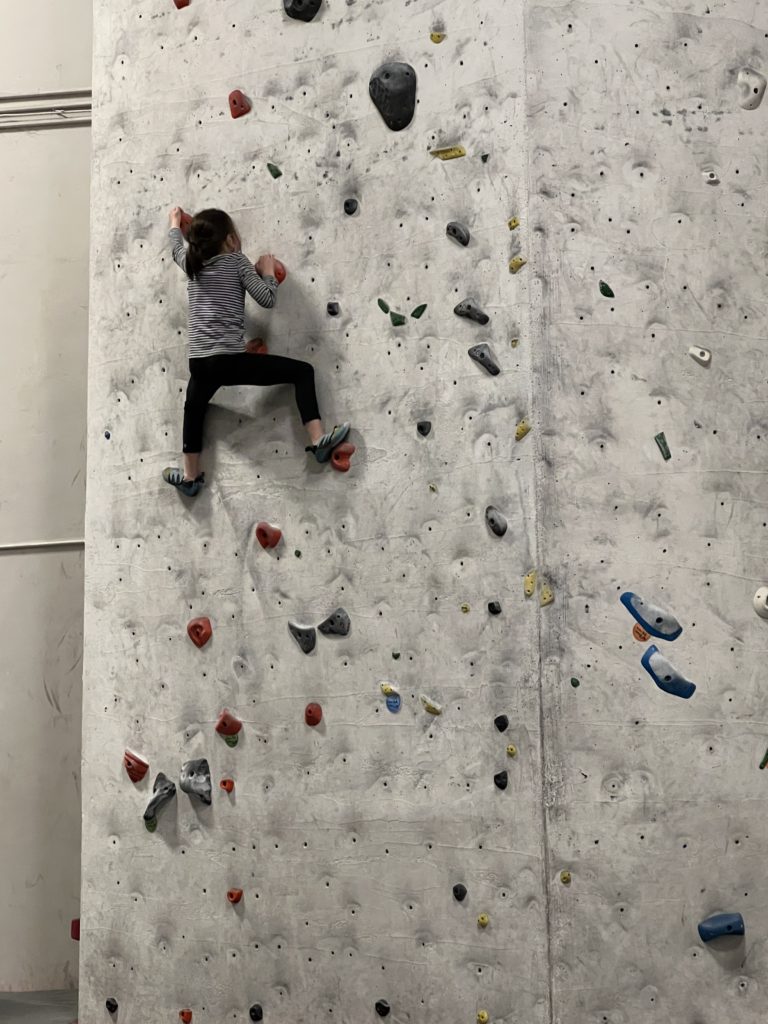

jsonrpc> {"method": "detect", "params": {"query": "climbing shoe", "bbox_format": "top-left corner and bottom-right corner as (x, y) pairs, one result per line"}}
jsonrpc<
(306, 423), (351, 463)
(162, 467), (205, 497)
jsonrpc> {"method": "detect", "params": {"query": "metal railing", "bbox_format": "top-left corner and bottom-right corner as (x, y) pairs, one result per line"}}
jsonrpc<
(0, 89), (91, 132)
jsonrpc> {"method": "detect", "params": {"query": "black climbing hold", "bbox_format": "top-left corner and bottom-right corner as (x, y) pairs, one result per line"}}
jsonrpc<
(249, 1005), (264, 1022)
(288, 622), (317, 654)
(369, 62), (417, 131)
(488, 601), (502, 615)
(295, 549), (302, 558)
(343, 198), (358, 215)
(494, 770), (509, 790)
(283, 0), (322, 21)
(377, 298), (390, 314)
(106, 998), (118, 1014)
(411, 303), (427, 319)
(417, 421), (431, 437)
(485, 505), (507, 537)
(179, 758), (212, 805)
(570, 677), (580, 688)
(375, 1001), (391, 1018)
(446, 222), (470, 247)
(390, 311), (406, 327)
(468, 344), (500, 376)
(266, 163), (282, 179)
(599, 280), (614, 298)
(392, 652), (401, 660)
(104, 431), (111, 440)
(327, 301), (340, 316)
(454, 299), (489, 325)
(318, 607), (351, 636)
(494, 714), (509, 732)
(453, 883), (467, 902)
(481, 153), (489, 163)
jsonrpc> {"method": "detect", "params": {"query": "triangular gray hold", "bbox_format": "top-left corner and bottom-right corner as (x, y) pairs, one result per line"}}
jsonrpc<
(143, 772), (176, 822)
(485, 505), (508, 537)
(283, 0), (322, 22)
(180, 758), (212, 805)
(289, 622), (317, 654)
(468, 344), (500, 376)
(454, 298), (489, 325)
(318, 607), (351, 636)
(369, 62), (417, 131)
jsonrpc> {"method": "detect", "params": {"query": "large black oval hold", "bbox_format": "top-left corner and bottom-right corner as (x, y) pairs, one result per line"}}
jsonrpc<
(284, 0), (322, 21)
(453, 883), (468, 902)
(375, 1001), (391, 1018)
(106, 999), (118, 1014)
(250, 1005), (264, 1022)
(369, 62), (417, 131)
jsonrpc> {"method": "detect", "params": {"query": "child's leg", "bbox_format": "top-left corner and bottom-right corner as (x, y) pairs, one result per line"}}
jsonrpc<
(182, 365), (220, 477)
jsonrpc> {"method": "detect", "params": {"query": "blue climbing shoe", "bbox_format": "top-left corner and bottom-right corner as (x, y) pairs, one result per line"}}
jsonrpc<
(162, 467), (205, 497)
(307, 423), (350, 463)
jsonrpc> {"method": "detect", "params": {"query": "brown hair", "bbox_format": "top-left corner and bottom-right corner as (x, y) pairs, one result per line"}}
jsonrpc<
(185, 209), (236, 280)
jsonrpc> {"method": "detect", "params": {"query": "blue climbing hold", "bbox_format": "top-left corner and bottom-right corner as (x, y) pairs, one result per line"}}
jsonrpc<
(697, 912), (744, 943)
(620, 592), (682, 641)
(386, 694), (401, 713)
(641, 646), (696, 699)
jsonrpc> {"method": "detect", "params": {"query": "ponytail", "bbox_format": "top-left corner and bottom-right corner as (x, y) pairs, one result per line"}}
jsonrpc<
(185, 208), (236, 281)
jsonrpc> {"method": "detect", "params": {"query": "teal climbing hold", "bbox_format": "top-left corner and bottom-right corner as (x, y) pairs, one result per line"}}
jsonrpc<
(267, 163), (282, 179)
(390, 311), (406, 327)
(411, 303), (427, 319)
(599, 281), (614, 298)
(378, 298), (390, 314)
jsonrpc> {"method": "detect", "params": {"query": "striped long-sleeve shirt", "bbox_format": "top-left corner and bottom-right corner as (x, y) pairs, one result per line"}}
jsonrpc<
(169, 227), (279, 359)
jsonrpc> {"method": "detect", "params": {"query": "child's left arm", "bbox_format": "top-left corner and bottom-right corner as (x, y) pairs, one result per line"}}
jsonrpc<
(168, 207), (187, 272)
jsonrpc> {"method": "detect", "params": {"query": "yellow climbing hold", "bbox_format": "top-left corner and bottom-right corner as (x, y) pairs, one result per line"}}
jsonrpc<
(477, 912), (490, 928)
(420, 694), (442, 715)
(477, 1013), (489, 1024)
(380, 681), (399, 696)
(506, 744), (517, 758)
(430, 31), (445, 43)
(515, 418), (531, 441)
(540, 583), (554, 607)
(560, 870), (572, 886)
(524, 570), (537, 598)
(430, 145), (466, 161)
(510, 337), (519, 348)
(509, 256), (527, 274)
(429, 483), (438, 492)
(507, 217), (520, 230)
(460, 602), (470, 614)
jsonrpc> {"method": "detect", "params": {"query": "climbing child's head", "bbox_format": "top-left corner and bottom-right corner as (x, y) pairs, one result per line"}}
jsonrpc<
(186, 209), (240, 279)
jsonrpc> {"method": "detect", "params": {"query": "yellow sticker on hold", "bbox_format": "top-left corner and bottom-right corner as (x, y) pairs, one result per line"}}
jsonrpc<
(430, 31), (445, 42)
(430, 145), (466, 160)
(509, 256), (527, 274)
(420, 694), (442, 715)
(540, 583), (554, 607)
(515, 418), (531, 441)
(524, 570), (537, 597)
(507, 217), (520, 230)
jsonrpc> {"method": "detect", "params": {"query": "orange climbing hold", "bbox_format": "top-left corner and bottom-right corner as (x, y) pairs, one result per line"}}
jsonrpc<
(331, 441), (356, 473)
(228, 90), (251, 119)
(179, 1012), (193, 1024)
(274, 259), (287, 284)
(256, 522), (282, 549)
(632, 623), (650, 643)
(227, 888), (244, 904)
(187, 617), (212, 648)
(124, 749), (149, 784)
(220, 778), (235, 793)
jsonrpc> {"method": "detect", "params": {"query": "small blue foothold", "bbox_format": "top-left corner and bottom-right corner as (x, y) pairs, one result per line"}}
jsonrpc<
(386, 694), (401, 713)
(698, 912), (744, 943)
(641, 645), (696, 699)
(620, 592), (682, 641)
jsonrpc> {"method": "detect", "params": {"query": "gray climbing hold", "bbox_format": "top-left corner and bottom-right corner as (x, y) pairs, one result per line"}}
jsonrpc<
(641, 646), (696, 699)
(344, 198), (358, 215)
(446, 221), (470, 246)
(283, 0), (322, 21)
(179, 758), (212, 805)
(454, 299), (489, 325)
(453, 883), (467, 901)
(619, 592), (682, 641)
(488, 601), (502, 615)
(369, 62), (417, 131)
(417, 420), (431, 437)
(327, 301), (340, 316)
(289, 622), (317, 654)
(318, 607), (351, 637)
(494, 770), (509, 790)
(494, 714), (508, 732)
(143, 772), (176, 828)
(737, 67), (766, 110)
(485, 505), (507, 537)
(468, 343), (500, 376)
(698, 912), (744, 942)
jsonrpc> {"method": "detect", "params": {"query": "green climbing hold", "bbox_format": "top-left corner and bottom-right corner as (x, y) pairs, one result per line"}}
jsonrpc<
(294, 549), (302, 558)
(599, 280), (614, 298)
(223, 734), (239, 748)
(570, 678), (580, 688)
(145, 817), (158, 833)
(390, 312), (406, 327)
(411, 303), (427, 319)
(654, 432), (671, 461)
(267, 163), (282, 179)
(760, 747), (768, 770)
(378, 298), (390, 314)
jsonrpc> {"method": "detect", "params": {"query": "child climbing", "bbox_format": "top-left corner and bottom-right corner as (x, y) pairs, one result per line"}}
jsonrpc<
(163, 206), (350, 496)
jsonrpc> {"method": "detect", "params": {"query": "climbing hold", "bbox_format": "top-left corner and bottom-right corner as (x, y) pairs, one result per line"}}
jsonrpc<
(430, 145), (466, 160)
(481, 153), (489, 163)
(255, 522), (282, 549)
(369, 63), (417, 132)
(228, 90), (251, 119)
(343, 198), (358, 215)
(179, 210), (193, 238)
(477, 913), (490, 928)
(220, 778), (235, 793)
(305, 702), (323, 726)
(283, 0), (322, 21)
(273, 259), (287, 283)
(420, 694), (442, 715)
(560, 870), (572, 886)
(249, 1006), (264, 1023)
(506, 744), (517, 758)
(179, 758), (212, 805)
(187, 616), (212, 648)
(288, 622), (317, 654)
(386, 694), (401, 713)
(417, 420), (431, 437)
(570, 677), (580, 688)
(494, 714), (508, 732)
(515, 418), (531, 441)
(430, 31), (445, 43)
(468, 344), (500, 376)
(460, 602), (470, 614)
(698, 912), (745, 942)
(124, 749), (149, 784)
(523, 570), (537, 597)
(509, 256), (527, 274)
(641, 646), (696, 699)
(318, 607), (351, 637)
(215, 709), (243, 746)
(377, 298), (390, 314)
(327, 301), (340, 316)
(760, 748), (768, 769)
(428, 483), (438, 493)
(70, 918), (80, 941)
(375, 1001), (391, 1018)
(688, 346), (711, 367)
(411, 303), (428, 319)
(485, 505), (507, 537)
(619, 592), (682, 642)
(753, 587), (768, 619)
(143, 773), (176, 831)
(227, 888), (243, 904)
(390, 311), (407, 327)
(392, 652), (401, 660)
(173, 0), (190, 7)
(331, 441), (356, 473)
(654, 432), (671, 461)
(380, 681), (399, 696)
(540, 583), (554, 607)
(453, 883), (467, 901)
(455, 298), (489, 325)
(494, 770), (508, 790)
(488, 601), (502, 615)
(180, 1012), (193, 1024)
(737, 67), (766, 110)
(632, 623), (650, 643)
(507, 217), (520, 230)
(106, 997), (118, 1013)
(247, 338), (269, 355)
(477, 1013), (489, 1024)
(599, 280), (614, 298)
(446, 221), (470, 246)
(267, 163), (282, 179)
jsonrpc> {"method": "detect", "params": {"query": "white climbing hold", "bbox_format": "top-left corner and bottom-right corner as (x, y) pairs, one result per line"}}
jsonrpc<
(524, 570), (537, 597)
(753, 587), (768, 620)
(737, 67), (767, 110)
(688, 346), (711, 367)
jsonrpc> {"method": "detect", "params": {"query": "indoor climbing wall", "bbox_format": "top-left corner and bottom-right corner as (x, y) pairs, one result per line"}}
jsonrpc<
(82, 1), (549, 1022)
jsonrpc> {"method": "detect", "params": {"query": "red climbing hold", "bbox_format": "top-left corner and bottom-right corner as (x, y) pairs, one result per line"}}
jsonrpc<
(179, 1012), (193, 1024)
(70, 919), (80, 941)
(274, 259), (287, 284)
(331, 442), (356, 473)
(124, 749), (149, 784)
(187, 617), (212, 648)
(179, 210), (193, 238)
(220, 778), (235, 793)
(229, 90), (251, 119)
(255, 522), (282, 549)
(305, 702), (323, 726)
(246, 338), (269, 355)
(216, 709), (242, 736)
(227, 888), (244, 904)
(173, 0), (190, 8)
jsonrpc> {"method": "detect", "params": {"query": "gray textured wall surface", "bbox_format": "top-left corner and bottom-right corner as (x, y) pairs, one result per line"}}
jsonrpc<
(82, 0), (767, 1020)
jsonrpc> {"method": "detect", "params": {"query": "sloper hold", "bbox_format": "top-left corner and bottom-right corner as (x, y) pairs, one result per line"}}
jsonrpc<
(318, 607), (351, 636)
(255, 521), (282, 549)
(228, 90), (251, 119)
(453, 883), (467, 901)
(641, 646), (696, 699)
(369, 62), (417, 131)
(494, 714), (509, 732)
(249, 1006), (264, 1023)
(187, 616), (212, 648)
(284, 0), (322, 21)
(375, 1000), (391, 1017)
(698, 912), (744, 942)
(144, 772), (176, 829)
(468, 344), (500, 376)
(494, 770), (508, 790)
(753, 586), (768, 619)
(485, 505), (507, 537)
(289, 622), (317, 653)
(455, 298), (489, 325)
(344, 198), (358, 215)
(417, 420), (431, 436)
(179, 758), (212, 805)
(620, 592), (682, 641)
(446, 221), (470, 246)
(106, 998), (118, 1013)
(215, 709), (243, 746)
(179, 210), (193, 238)
(124, 749), (149, 784)
(737, 67), (766, 110)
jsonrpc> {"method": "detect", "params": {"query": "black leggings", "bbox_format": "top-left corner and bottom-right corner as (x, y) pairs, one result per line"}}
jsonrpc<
(183, 353), (320, 453)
